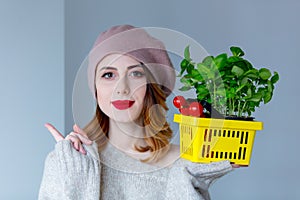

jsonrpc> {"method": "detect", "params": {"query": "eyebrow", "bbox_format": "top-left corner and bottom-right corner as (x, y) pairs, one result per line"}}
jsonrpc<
(98, 64), (144, 72)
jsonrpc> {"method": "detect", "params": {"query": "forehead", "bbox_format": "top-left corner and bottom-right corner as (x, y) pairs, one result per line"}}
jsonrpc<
(98, 54), (140, 68)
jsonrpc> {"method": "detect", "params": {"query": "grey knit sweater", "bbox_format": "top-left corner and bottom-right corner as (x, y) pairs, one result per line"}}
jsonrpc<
(38, 140), (232, 200)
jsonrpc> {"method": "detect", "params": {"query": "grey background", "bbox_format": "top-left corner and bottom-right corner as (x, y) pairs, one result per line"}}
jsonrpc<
(0, 0), (64, 199)
(1, 0), (299, 199)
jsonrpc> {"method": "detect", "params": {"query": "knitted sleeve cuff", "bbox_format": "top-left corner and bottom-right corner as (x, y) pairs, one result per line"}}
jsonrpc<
(186, 161), (233, 190)
(186, 160), (233, 178)
(54, 140), (100, 199)
(54, 140), (100, 174)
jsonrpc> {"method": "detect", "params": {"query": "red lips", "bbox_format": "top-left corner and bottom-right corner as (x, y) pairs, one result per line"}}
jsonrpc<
(111, 100), (135, 110)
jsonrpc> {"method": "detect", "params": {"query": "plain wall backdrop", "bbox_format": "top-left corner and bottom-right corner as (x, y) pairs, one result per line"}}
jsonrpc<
(0, 0), (64, 199)
(1, 0), (299, 199)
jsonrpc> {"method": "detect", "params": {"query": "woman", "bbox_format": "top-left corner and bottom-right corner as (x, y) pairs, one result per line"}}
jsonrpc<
(39, 25), (234, 200)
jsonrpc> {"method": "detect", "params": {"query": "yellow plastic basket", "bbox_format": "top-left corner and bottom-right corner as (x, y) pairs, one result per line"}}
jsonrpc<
(173, 114), (263, 165)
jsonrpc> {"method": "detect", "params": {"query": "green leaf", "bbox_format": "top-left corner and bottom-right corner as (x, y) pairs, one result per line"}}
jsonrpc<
(259, 68), (272, 80)
(196, 86), (209, 94)
(214, 76), (224, 87)
(244, 69), (259, 79)
(197, 89), (210, 101)
(189, 69), (204, 82)
(179, 86), (192, 91)
(236, 85), (245, 93)
(230, 87), (236, 94)
(247, 88), (252, 98)
(258, 79), (268, 85)
(184, 46), (191, 61)
(257, 87), (266, 96)
(229, 79), (238, 86)
(227, 92), (235, 99)
(267, 80), (272, 90)
(214, 53), (227, 70)
(215, 89), (226, 97)
(248, 93), (262, 102)
(243, 59), (254, 70)
(190, 69), (199, 76)
(180, 59), (189, 68)
(232, 65), (244, 77)
(197, 63), (210, 76)
(271, 71), (279, 84)
(179, 60), (188, 76)
(192, 75), (205, 82)
(263, 92), (273, 103)
(223, 74), (235, 79)
(186, 63), (194, 74)
(233, 59), (249, 71)
(241, 77), (248, 85)
(227, 56), (243, 63)
(206, 98), (212, 104)
(202, 56), (214, 67)
(230, 46), (245, 57)
(180, 77), (192, 86)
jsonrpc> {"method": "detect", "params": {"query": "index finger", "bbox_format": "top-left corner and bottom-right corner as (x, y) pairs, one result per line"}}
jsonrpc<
(45, 123), (65, 142)
(73, 124), (88, 137)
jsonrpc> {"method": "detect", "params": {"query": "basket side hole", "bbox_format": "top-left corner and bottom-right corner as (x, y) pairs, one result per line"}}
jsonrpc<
(232, 131), (235, 137)
(245, 132), (249, 144)
(204, 129), (208, 141)
(240, 131), (244, 144)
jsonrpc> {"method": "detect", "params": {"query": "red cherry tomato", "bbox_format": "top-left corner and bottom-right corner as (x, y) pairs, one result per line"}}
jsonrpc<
(179, 107), (189, 115)
(173, 96), (187, 108)
(188, 102), (203, 117)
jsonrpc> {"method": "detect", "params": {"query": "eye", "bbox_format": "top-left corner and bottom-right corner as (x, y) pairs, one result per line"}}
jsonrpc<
(129, 70), (145, 78)
(101, 72), (116, 79)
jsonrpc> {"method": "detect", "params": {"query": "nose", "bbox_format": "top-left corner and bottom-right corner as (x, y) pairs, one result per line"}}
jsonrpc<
(116, 76), (130, 95)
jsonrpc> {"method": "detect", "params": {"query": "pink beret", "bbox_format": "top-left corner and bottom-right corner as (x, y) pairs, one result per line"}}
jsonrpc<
(87, 25), (176, 97)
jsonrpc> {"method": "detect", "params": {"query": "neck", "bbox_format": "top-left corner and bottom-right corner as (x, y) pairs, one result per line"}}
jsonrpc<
(108, 119), (147, 153)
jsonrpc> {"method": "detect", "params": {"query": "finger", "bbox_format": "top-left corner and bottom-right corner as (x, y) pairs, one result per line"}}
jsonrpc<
(72, 141), (79, 151)
(68, 132), (92, 145)
(66, 134), (87, 155)
(78, 143), (87, 155)
(73, 125), (93, 145)
(231, 164), (241, 168)
(66, 134), (80, 151)
(73, 132), (93, 145)
(73, 124), (88, 138)
(45, 123), (64, 142)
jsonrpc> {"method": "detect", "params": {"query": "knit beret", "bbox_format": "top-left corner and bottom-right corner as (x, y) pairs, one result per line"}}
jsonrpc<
(87, 25), (176, 97)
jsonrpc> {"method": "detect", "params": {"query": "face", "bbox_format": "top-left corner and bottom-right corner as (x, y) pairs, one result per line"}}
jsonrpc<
(95, 54), (147, 123)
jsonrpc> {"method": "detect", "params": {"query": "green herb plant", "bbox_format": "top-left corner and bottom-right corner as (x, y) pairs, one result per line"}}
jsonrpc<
(179, 46), (279, 118)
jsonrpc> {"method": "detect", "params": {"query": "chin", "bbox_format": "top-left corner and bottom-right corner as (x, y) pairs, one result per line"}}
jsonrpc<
(110, 112), (141, 123)
(111, 108), (142, 121)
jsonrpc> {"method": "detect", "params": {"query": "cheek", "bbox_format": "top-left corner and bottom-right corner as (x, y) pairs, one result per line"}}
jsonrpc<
(133, 83), (147, 101)
(96, 86), (112, 106)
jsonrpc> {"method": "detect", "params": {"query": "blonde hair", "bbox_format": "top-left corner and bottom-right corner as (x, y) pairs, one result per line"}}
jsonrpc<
(83, 65), (173, 162)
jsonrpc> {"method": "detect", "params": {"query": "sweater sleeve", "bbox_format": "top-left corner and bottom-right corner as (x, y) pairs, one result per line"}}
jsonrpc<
(165, 160), (232, 200)
(38, 140), (100, 200)
(185, 160), (233, 200)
